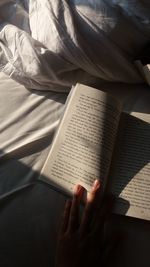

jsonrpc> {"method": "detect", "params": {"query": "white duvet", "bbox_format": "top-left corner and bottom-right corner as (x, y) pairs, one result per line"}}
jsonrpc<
(0, 0), (150, 91)
(0, 3), (150, 265)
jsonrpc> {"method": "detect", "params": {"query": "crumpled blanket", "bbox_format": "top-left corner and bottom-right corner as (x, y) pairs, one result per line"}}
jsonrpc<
(0, 0), (150, 92)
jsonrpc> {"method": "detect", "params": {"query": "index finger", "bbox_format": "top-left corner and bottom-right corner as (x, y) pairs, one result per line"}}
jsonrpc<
(68, 184), (85, 233)
(60, 199), (72, 235)
(79, 180), (101, 236)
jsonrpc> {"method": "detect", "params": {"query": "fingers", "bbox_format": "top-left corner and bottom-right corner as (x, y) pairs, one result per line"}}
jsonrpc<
(60, 185), (85, 235)
(68, 185), (85, 233)
(60, 179), (113, 238)
(87, 180), (102, 203)
(60, 199), (72, 234)
(91, 194), (115, 238)
(79, 180), (101, 236)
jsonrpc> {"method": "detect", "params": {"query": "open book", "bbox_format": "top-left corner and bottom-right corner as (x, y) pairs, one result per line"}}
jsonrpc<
(40, 84), (150, 221)
(135, 60), (150, 86)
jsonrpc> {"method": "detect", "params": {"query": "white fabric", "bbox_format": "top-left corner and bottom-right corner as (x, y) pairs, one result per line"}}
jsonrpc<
(0, 71), (149, 200)
(0, 71), (150, 198)
(0, 72), (67, 266)
(1, 0), (150, 91)
(0, 73), (150, 267)
(0, 2), (150, 266)
(0, 72), (67, 197)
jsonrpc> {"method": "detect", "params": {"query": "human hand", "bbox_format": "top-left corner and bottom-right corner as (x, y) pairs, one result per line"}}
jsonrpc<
(55, 180), (116, 267)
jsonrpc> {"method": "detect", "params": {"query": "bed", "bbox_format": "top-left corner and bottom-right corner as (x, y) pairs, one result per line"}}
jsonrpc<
(0, 1), (150, 266)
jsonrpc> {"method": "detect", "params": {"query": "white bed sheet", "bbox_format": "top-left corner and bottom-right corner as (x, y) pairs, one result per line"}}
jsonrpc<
(0, 72), (150, 266)
(0, 72), (68, 266)
(1, 0), (150, 92)
(1, 72), (150, 199)
(0, 0), (150, 265)
(0, 72), (68, 197)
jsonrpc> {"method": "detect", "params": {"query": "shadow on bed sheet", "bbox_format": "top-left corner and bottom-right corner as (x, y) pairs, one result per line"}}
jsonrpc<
(92, 82), (150, 115)
(0, 135), (66, 267)
(0, 150), (149, 267)
(0, 106), (149, 266)
(28, 81), (150, 116)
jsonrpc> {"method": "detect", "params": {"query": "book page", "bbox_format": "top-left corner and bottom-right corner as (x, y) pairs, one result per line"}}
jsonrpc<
(110, 112), (150, 220)
(143, 64), (150, 86)
(40, 84), (122, 195)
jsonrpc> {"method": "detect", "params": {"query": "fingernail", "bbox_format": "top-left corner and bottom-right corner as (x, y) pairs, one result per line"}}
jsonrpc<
(93, 179), (100, 191)
(74, 184), (82, 195)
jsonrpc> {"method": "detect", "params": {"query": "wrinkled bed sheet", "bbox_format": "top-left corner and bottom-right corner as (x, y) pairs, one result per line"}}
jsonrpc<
(0, 0), (150, 91)
(0, 73), (150, 267)
(0, 72), (67, 267)
(0, 1), (150, 267)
